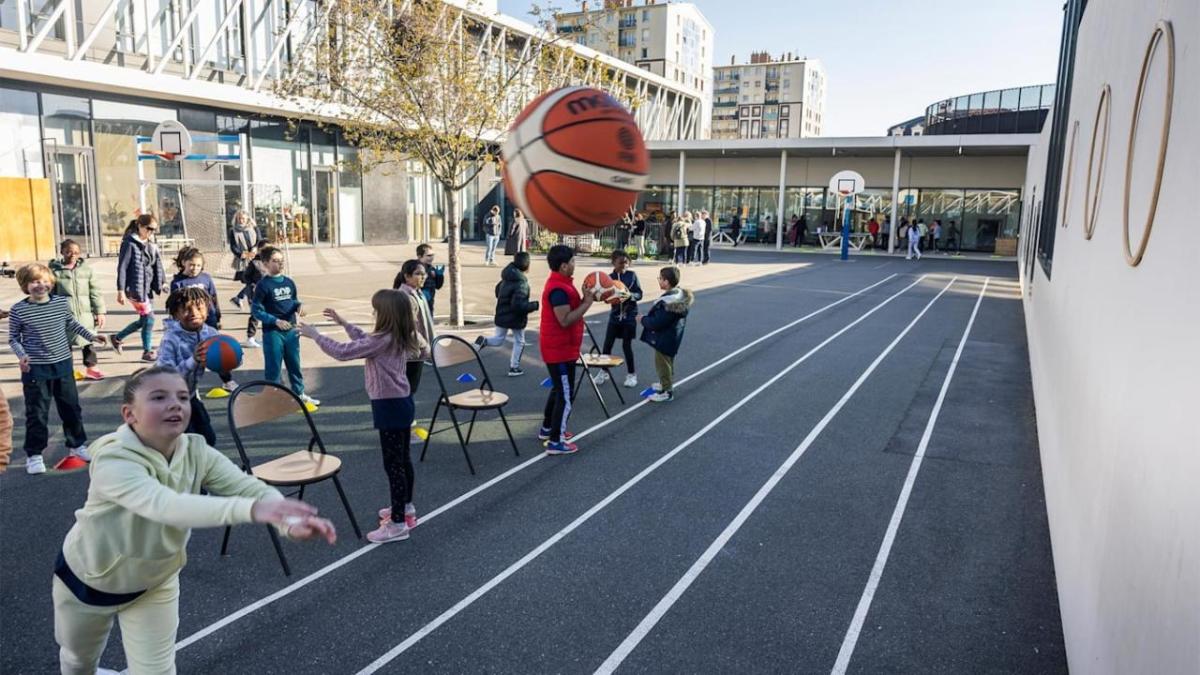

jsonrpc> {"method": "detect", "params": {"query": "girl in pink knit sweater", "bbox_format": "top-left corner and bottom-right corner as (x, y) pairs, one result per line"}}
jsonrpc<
(298, 289), (429, 543)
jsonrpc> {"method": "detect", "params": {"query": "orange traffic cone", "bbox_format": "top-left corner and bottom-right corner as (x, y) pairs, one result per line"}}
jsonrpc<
(55, 455), (89, 471)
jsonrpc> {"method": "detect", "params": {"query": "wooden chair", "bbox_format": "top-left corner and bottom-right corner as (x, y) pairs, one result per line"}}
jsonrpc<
(420, 334), (520, 475)
(222, 381), (362, 576)
(573, 323), (627, 418)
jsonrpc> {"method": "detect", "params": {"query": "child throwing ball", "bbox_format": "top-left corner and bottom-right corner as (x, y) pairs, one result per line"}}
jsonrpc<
(53, 367), (335, 674)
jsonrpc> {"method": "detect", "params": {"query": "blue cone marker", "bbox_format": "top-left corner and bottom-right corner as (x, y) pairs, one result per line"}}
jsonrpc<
(541, 377), (553, 388)
(456, 372), (478, 384)
(640, 387), (657, 398)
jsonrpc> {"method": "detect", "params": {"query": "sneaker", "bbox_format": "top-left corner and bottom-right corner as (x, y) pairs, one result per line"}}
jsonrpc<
(537, 428), (574, 442)
(591, 370), (610, 385)
(25, 455), (46, 475)
(223, 379), (238, 392)
(230, 295), (243, 309)
(299, 393), (321, 407)
(623, 373), (638, 388)
(651, 382), (663, 393)
(473, 335), (486, 349)
(141, 350), (157, 362)
(366, 520), (410, 543)
(68, 445), (92, 462)
(649, 390), (674, 403)
(84, 367), (105, 380)
(244, 337), (262, 348)
(73, 369), (85, 381)
(404, 504), (418, 529)
(545, 440), (579, 455)
(507, 367), (525, 377)
(109, 335), (124, 354)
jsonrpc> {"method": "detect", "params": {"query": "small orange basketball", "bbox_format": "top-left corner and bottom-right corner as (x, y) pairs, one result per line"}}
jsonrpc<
(581, 271), (618, 303)
(501, 86), (649, 236)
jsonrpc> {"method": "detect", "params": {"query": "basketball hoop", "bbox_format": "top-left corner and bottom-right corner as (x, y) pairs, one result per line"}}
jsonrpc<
(150, 120), (193, 161)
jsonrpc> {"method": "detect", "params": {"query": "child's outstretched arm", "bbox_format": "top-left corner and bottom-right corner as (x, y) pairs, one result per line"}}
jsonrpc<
(297, 321), (383, 361)
(628, 273), (644, 303)
(201, 445), (336, 543)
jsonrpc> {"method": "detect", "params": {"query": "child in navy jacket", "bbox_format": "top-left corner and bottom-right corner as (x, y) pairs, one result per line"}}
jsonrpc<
(640, 266), (693, 403)
(593, 250), (643, 388)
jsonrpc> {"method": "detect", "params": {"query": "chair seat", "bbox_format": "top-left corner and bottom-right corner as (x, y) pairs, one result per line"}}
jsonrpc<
(252, 451), (342, 486)
(447, 389), (510, 409)
(581, 354), (625, 368)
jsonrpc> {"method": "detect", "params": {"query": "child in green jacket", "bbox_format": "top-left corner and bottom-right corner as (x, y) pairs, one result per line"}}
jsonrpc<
(52, 367), (336, 674)
(49, 239), (107, 380)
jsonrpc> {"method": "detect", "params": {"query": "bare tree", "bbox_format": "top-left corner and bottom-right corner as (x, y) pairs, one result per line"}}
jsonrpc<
(275, 0), (635, 326)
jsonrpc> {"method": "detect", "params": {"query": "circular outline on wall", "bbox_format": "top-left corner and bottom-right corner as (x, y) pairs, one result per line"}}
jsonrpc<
(1123, 19), (1175, 267)
(1060, 120), (1079, 228)
(1083, 85), (1111, 240)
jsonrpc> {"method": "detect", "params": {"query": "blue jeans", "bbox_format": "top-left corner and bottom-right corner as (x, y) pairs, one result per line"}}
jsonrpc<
(484, 234), (499, 263)
(114, 313), (155, 352)
(262, 329), (305, 396)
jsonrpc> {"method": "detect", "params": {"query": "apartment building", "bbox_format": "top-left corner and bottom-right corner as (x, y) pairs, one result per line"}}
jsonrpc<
(712, 52), (826, 139)
(556, 0), (713, 136)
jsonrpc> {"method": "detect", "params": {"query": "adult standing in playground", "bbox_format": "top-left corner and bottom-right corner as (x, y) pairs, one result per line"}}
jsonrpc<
(729, 211), (742, 247)
(504, 208), (529, 257)
(483, 206), (501, 266)
(632, 212), (647, 261)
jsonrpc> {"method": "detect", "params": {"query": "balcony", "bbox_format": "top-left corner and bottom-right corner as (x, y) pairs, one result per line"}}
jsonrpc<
(715, 86), (738, 95)
(557, 24), (585, 33)
(618, 17), (637, 28)
(713, 100), (738, 107)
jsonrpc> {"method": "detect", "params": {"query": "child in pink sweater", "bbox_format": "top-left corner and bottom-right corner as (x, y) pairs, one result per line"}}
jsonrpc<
(298, 289), (429, 543)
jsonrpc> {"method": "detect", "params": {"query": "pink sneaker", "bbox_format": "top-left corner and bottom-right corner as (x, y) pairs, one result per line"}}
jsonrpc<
(377, 504), (419, 529)
(84, 367), (105, 380)
(367, 520), (410, 543)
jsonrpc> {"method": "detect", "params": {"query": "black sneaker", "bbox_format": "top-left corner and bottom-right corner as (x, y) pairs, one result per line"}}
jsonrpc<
(507, 367), (524, 377)
(473, 335), (486, 349)
(109, 335), (124, 354)
(230, 295), (243, 309)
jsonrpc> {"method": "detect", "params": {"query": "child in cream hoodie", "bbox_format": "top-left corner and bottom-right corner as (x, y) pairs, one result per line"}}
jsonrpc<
(53, 367), (336, 674)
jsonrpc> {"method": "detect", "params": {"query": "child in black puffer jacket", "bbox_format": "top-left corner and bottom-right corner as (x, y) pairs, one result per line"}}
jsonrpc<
(475, 252), (539, 376)
(640, 266), (693, 403)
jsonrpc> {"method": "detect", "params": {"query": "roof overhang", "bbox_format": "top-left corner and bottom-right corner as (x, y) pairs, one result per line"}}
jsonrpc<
(648, 134), (1039, 158)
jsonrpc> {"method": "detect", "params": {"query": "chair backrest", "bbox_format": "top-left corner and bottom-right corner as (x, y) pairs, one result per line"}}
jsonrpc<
(429, 334), (496, 397)
(584, 323), (603, 357)
(226, 380), (324, 469)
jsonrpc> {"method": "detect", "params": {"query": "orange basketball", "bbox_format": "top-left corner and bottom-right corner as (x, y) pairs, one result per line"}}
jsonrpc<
(581, 270), (619, 303)
(501, 86), (649, 235)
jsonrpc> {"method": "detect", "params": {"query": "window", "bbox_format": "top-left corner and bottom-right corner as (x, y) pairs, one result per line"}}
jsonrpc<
(641, 28), (649, 41)
(781, 105), (790, 116)
(741, 95), (749, 102)
(641, 48), (647, 58)
(752, 106), (761, 116)
(740, 106), (749, 117)
(643, 9), (649, 20)
(780, 120), (789, 137)
(783, 79), (790, 89)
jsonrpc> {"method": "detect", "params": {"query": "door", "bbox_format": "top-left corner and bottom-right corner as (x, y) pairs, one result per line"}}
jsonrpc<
(46, 146), (101, 256)
(313, 168), (338, 245)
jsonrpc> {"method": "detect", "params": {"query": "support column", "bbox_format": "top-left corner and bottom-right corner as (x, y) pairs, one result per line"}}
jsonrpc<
(889, 148), (901, 255)
(676, 151), (686, 214)
(776, 149), (787, 250)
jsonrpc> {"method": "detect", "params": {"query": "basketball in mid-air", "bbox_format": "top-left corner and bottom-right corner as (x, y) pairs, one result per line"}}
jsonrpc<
(501, 86), (648, 235)
(201, 334), (243, 373)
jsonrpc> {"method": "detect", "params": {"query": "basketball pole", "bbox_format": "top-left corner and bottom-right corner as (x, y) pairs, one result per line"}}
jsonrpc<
(840, 193), (853, 261)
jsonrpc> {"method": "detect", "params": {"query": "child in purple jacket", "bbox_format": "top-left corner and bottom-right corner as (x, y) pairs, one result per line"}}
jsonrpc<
(298, 289), (429, 544)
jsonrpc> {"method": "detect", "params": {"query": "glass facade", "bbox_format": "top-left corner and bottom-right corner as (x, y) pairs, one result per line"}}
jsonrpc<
(639, 184), (1021, 252)
(0, 83), (369, 256)
(924, 84), (1054, 135)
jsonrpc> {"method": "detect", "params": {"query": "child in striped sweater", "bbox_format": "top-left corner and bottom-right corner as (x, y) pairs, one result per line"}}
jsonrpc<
(8, 264), (107, 474)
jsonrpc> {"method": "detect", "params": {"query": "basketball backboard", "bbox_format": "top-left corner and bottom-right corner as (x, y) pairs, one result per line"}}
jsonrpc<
(828, 170), (866, 197)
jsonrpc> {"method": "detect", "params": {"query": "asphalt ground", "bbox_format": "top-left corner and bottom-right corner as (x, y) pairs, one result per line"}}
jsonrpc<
(0, 249), (1064, 674)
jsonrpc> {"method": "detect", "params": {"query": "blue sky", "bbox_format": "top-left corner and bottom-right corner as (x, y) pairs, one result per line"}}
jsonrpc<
(496, 0), (1063, 136)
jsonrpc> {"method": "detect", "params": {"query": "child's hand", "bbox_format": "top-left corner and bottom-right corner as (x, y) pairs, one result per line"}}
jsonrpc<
(285, 515), (338, 544)
(193, 343), (207, 368)
(0, 309), (8, 320)
(93, 335), (108, 346)
(275, 320), (293, 331)
(322, 308), (343, 325)
(298, 308), (307, 318)
(251, 497), (318, 526)
(297, 322), (320, 339)
(18, 357), (30, 373)
(95, 314), (106, 329)
(116, 291), (126, 306)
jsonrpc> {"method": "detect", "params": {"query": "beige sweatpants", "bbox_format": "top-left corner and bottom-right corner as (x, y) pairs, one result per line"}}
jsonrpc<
(654, 351), (675, 392)
(53, 574), (180, 675)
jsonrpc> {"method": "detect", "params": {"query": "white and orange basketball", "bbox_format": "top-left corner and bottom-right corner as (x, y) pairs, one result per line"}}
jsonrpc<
(501, 86), (648, 235)
(582, 270), (619, 303)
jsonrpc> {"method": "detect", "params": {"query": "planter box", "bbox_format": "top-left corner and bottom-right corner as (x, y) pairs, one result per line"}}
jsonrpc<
(994, 237), (1018, 256)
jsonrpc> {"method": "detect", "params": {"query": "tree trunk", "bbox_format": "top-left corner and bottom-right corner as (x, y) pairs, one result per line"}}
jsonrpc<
(443, 184), (465, 327)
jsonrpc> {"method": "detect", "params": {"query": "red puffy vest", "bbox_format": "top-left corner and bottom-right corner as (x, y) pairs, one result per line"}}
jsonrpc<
(539, 271), (583, 364)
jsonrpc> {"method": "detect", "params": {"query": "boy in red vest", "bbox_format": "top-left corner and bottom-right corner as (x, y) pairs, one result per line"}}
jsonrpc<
(538, 245), (595, 455)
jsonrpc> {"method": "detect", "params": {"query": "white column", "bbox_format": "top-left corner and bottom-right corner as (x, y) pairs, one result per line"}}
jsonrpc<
(776, 150), (787, 250)
(676, 151), (686, 214)
(889, 148), (901, 255)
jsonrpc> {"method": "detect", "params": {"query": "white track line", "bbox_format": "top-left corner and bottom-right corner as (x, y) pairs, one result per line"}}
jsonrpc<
(594, 276), (959, 673)
(355, 275), (933, 674)
(829, 277), (988, 675)
(175, 273), (900, 651)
